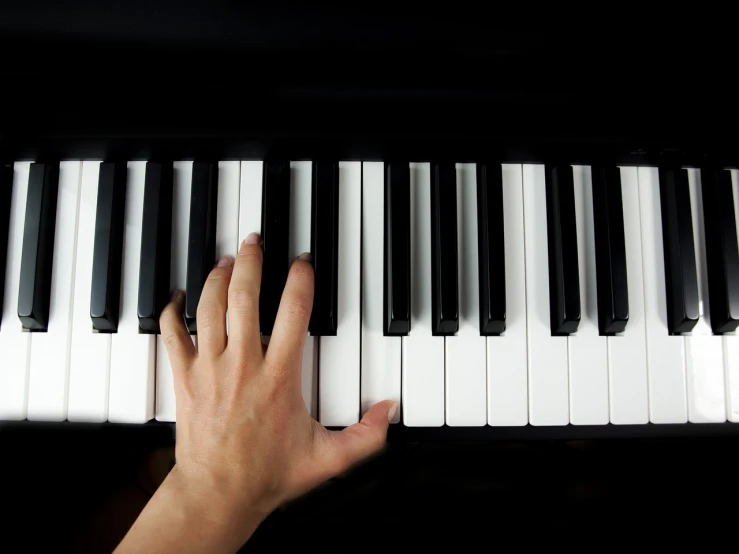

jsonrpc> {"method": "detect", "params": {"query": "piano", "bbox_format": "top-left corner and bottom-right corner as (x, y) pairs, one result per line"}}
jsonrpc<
(1, 7), (739, 441)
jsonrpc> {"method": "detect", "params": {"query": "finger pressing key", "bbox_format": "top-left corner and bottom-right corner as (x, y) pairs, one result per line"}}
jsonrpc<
(160, 290), (196, 376)
(265, 254), (314, 372)
(227, 233), (264, 359)
(196, 256), (234, 358)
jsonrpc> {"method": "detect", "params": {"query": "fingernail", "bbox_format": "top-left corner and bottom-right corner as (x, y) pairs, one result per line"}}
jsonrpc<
(216, 256), (235, 268)
(242, 232), (261, 247)
(387, 402), (399, 423)
(170, 290), (184, 302)
(298, 252), (312, 262)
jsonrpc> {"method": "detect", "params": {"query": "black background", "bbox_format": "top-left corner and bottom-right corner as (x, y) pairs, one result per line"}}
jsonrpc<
(2, 422), (738, 551)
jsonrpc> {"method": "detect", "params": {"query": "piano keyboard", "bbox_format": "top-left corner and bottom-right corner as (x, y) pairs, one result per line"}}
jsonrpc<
(1, 161), (738, 430)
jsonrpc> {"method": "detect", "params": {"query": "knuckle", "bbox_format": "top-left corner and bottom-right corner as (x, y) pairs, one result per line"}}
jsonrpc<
(159, 306), (180, 332)
(238, 245), (262, 265)
(289, 261), (314, 283)
(261, 358), (282, 377)
(207, 267), (231, 282)
(367, 426), (386, 451)
(163, 331), (182, 353)
(228, 289), (258, 314)
(159, 306), (174, 324)
(261, 359), (290, 387)
(197, 307), (221, 330)
(283, 299), (311, 323)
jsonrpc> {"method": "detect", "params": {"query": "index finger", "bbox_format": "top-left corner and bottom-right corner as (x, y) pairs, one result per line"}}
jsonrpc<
(265, 256), (314, 370)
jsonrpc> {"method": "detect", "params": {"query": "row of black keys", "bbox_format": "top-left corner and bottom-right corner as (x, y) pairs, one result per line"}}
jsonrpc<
(0, 161), (338, 336)
(389, 163), (739, 337)
(1, 161), (738, 338)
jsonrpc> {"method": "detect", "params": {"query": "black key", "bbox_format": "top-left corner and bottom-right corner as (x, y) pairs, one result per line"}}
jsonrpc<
(18, 162), (59, 331)
(0, 165), (13, 330)
(591, 165), (629, 335)
(430, 163), (459, 335)
(309, 161), (339, 336)
(185, 162), (218, 333)
(476, 163), (506, 336)
(545, 164), (580, 335)
(384, 162), (411, 336)
(260, 161), (291, 336)
(138, 162), (173, 333)
(89, 162), (127, 332)
(659, 167), (699, 335)
(700, 167), (739, 334)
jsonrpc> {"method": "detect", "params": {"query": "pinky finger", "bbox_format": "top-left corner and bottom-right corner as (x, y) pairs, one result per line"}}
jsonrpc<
(160, 290), (197, 378)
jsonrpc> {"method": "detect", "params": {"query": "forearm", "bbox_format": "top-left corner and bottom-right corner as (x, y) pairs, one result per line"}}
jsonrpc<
(115, 468), (265, 554)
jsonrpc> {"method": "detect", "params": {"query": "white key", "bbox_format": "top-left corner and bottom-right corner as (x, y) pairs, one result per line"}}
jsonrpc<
(0, 162), (32, 420)
(108, 162), (156, 423)
(685, 168), (726, 423)
(403, 163), (444, 427)
(237, 160), (263, 343)
(238, 162), (264, 241)
(289, 161), (317, 418)
(68, 161), (112, 422)
(215, 162), (241, 329)
(727, 336), (739, 422)
(216, 161), (241, 258)
(725, 170), (739, 422)
(568, 165), (608, 425)
(445, 164), (486, 426)
(217, 161), (241, 331)
(319, 162), (361, 426)
(156, 161), (192, 422)
(638, 167), (687, 423)
(27, 161), (81, 421)
(607, 167), (649, 424)
(523, 164), (569, 425)
(487, 164), (528, 426)
(361, 162), (400, 421)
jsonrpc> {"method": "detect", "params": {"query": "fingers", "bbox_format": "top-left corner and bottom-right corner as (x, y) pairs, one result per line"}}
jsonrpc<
(227, 233), (264, 358)
(196, 256), (234, 357)
(322, 401), (396, 476)
(160, 291), (197, 377)
(265, 256), (314, 371)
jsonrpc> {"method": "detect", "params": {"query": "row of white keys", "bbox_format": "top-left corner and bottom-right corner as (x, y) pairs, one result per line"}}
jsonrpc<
(685, 168), (726, 422)
(403, 163), (444, 426)
(27, 161), (82, 421)
(289, 161), (318, 418)
(445, 164), (486, 426)
(523, 164), (569, 425)
(607, 167), (648, 424)
(727, 170), (739, 422)
(487, 164), (528, 426)
(319, 162), (362, 426)
(156, 161), (193, 422)
(0, 162), (32, 420)
(68, 161), (111, 422)
(638, 167), (687, 422)
(361, 162), (401, 422)
(108, 162), (156, 423)
(568, 165), (608, 425)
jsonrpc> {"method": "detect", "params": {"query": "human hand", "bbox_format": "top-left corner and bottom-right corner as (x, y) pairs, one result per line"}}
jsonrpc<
(158, 233), (396, 542)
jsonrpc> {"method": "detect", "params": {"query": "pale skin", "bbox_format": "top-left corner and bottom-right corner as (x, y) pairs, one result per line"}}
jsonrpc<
(115, 232), (397, 553)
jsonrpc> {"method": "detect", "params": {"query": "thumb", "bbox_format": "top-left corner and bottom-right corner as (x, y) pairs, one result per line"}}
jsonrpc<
(324, 400), (397, 475)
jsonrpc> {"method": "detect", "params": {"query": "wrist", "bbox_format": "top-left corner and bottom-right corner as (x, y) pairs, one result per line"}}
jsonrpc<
(162, 465), (270, 545)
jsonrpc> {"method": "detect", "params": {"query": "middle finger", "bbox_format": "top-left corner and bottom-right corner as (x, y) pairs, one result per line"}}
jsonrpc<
(196, 256), (234, 357)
